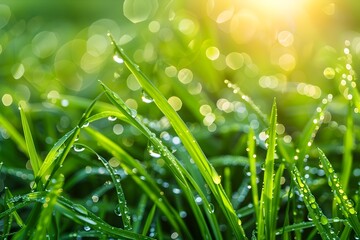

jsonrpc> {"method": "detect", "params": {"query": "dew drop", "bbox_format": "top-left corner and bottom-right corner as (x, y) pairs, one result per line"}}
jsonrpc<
(114, 204), (122, 216)
(84, 226), (91, 231)
(113, 52), (124, 64)
(207, 203), (215, 213)
(73, 145), (85, 152)
(82, 121), (90, 128)
(108, 116), (117, 121)
(141, 90), (154, 103)
(213, 174), (221, 184)
(148, 145), (161, 158)
(320, 215), (328, 225)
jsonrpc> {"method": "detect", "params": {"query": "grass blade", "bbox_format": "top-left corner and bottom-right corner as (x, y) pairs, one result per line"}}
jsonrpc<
(55, 196), (155, 240)
(247, 128), (259, 219)
(258, 99), (277, 240)
(82, 144), (132, 231)
(4, 187), (25, 228)
(291, 166), (338, 239)
(19, 102), (42, 175)
(142, 204), (157, 236)
(318, 148), (360, 237)
(295, 95), (331, 169)
(0, 114), (27, 155)
(32, 174), (64, 240)
(108, 35), (246, 239)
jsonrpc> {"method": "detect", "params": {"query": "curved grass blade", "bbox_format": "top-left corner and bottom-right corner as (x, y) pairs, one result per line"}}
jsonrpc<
(0, 114), (27, 155)
(19, 102), (42, 175)
(100, 83), (223, 239)
(291, 166), (338, 239)
(318, 148), (360, 237)
(258, 99), (277, 240)
(55, 196), (154, 240)
(277, 218), (347, 235)
(108, 34), (246, 239)
(78, 144), (132, 231)
(83, 127), (193, 239)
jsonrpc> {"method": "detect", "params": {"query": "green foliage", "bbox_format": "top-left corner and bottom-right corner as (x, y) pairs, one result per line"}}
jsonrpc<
(1, 1), (360, 239)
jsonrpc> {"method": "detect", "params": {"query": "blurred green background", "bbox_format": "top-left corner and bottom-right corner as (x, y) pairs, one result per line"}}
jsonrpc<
(1, 0), (360, 166)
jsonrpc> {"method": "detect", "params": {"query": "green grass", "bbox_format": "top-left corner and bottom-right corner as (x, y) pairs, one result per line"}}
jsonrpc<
(1, 1), (360, 239)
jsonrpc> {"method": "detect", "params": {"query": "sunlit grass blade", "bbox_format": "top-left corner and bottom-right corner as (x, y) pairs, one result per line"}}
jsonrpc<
(247, 128), (259, 219)
(108, 35), (246, 239)
(0, 114), (27, 155)
(19, 102), (42, 175)
(55, 196), (155, 240)
(224, 79), (268, 126)
(318, 148), (360, 237)
(341, 102), (353, 191)
(295, 95), (331, 169)
(258, 99), (277, 240)
(291, 166), (338, 239)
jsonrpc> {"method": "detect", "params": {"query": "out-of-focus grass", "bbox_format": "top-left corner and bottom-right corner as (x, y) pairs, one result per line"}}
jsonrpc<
(1, 0), (360, 239)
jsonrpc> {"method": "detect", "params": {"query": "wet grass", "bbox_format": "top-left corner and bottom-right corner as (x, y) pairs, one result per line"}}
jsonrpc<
(0, 36), (360, 239)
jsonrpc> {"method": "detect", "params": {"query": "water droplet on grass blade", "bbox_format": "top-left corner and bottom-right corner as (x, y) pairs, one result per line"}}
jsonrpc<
(113, 52), (124, 64)
(114, 204), (122, 216)
(207, 203), (215, 213)
(141, 90), (154, 103)
(148, 144), (161, 158)
(73, 145), (85, 152)
(108, 116), (117, 121)
(213, 174), (221, 184)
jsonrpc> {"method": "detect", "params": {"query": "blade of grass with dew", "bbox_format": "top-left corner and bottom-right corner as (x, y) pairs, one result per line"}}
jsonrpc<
(0, 114), (27, 155)
(31, 174), (64, 240)
(291, 166), (338, 239)
(272, 163), (285, 234)
(318, 148), (360, 237)
(19, 102), (42, 176)
(108, 35), (246, 239)
(295, 94), (331, 170)
(224, 79), (268, 126)
(258, 99), (277, 240)
(19, 94), (102, 238)
(83, 126), (192, 238)
(55, 196), (155, 240)
(100, 82), (220, 239)
(247, 128), (259, 219)
(142, 203), (157, 236)
(341, 102), (353, 192)
(277, 218), (347, 235)
(83, 144), (132, 231)
(4, 187), (25, 228)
